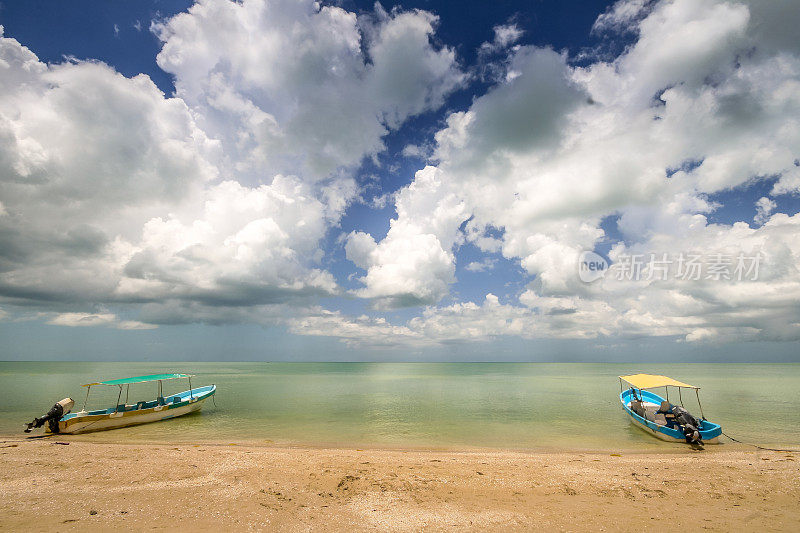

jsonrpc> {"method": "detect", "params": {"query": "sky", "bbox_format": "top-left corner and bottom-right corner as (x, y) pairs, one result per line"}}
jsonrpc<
(1, 0), (799, 361)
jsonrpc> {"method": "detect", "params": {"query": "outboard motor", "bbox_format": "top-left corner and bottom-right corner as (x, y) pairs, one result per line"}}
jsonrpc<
(671, 405), (703, 444)
(24, 398), (74, 434)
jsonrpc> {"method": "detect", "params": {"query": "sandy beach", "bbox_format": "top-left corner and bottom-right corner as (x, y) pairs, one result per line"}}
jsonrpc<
(0, 439), (798, 532)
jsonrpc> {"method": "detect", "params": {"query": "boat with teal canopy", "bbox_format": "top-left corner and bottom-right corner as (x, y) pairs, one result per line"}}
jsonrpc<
(24, 373), (216, 435)
(619, 374), (721, 445)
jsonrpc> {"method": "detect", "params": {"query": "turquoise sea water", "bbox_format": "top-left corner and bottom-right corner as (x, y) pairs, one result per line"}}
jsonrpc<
(0, 362), (798, 450)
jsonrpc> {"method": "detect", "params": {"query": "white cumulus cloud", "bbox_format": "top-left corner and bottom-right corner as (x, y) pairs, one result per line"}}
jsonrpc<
(334, 0), (800, 346)
(0, 0), (464, 327)
(153, 0), (463, 182)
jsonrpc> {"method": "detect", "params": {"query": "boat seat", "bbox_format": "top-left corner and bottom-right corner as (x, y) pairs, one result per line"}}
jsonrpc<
(658, 400), (672, 413)
(642, 405), (657, 422)
(630, 399), (645, 417)
(653, 413), (668, 426)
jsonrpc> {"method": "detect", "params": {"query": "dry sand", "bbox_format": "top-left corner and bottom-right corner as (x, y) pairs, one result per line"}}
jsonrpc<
(0, 438), (798, 532)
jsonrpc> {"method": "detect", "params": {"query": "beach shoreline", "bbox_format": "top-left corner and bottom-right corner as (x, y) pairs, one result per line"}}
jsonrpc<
(1, 438), (798, 531)
(1, 431), (743, 454)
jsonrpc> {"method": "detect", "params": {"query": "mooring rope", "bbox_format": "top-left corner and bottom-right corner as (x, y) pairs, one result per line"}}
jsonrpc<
(722, 431), (800, 452)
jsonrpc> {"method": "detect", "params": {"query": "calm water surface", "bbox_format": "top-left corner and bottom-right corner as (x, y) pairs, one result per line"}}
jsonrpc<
(0, 362), (798, 450)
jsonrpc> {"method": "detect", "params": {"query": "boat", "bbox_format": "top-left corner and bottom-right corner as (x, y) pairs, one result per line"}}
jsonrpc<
(619, 374), (721, 444)
(24, 373), (216, 435)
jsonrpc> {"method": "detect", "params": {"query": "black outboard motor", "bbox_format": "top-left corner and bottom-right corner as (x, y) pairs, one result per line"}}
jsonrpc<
(671, 405), (703, 444)
(24, 398), (74, 434)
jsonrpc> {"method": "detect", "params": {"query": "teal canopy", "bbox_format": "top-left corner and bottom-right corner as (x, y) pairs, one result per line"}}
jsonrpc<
(83, 373), (192, 387)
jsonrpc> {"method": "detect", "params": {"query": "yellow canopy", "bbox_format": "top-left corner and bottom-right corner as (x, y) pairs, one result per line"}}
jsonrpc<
(619, 374), (698, 389)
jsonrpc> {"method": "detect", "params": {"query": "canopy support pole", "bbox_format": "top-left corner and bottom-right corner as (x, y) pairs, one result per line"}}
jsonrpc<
(115, 385), (123, 412)
(189, 376), (194, 399)
(666, 387), (669, 403)
(125, 384), (130, 405)
(82, 386), (91, 412)
(678, 387), (683, 406)
(696, 389), (706, 420)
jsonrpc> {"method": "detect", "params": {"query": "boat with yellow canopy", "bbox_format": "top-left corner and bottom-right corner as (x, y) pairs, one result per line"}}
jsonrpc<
(24, 373), (215, 435)
(619, 374), (721, 444)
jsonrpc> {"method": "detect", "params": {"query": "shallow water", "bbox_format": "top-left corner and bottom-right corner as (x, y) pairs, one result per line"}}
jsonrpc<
(1, 362), (798, 450)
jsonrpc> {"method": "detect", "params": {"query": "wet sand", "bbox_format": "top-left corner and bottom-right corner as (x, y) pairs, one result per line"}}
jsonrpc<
(0, 439), (798, 531)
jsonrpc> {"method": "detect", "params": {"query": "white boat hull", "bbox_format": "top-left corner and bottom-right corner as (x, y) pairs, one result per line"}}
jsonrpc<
(50, 385), (216, 434)
(57, 397), (208, 434)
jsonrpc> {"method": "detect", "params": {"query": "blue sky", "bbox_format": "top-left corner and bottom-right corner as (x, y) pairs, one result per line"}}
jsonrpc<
(1, 0), (799, 361)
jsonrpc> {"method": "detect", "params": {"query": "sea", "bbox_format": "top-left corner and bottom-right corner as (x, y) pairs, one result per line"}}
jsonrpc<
(1, 362), (798, 450)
